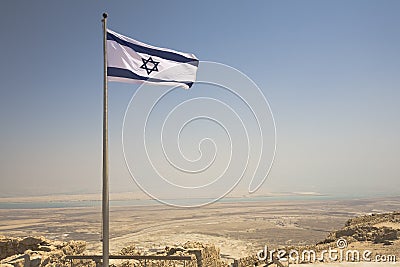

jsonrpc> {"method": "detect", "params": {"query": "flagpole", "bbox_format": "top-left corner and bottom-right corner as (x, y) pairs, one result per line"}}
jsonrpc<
(101, 12), (109, 267)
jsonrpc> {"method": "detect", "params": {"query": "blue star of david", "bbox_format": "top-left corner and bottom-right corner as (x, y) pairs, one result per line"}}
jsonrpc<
(140, 57), (159, 75)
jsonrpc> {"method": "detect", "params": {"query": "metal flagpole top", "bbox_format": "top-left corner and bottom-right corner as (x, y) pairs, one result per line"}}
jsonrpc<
(102, 13), (108, 19)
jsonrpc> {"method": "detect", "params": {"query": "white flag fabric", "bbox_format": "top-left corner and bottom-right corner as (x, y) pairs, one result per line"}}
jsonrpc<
(107, 29), (198, 89)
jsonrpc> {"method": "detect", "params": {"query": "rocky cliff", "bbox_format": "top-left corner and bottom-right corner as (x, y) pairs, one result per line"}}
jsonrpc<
(0, 236), (86, 267)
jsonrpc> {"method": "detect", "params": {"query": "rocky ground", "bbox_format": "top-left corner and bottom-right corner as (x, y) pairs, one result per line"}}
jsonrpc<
(0, 236), (225, 267)
(260, 211), (400, 265)
(0, 236), (86, 266)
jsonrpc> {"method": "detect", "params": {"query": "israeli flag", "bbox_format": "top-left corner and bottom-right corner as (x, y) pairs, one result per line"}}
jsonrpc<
(107, 29), (199, 89)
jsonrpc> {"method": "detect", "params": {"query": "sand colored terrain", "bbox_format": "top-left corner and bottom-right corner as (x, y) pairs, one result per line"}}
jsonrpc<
(1, 196), (400, 264)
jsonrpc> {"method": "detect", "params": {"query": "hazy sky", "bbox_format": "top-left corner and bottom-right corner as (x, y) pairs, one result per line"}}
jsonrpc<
(1, 1), (399, 199)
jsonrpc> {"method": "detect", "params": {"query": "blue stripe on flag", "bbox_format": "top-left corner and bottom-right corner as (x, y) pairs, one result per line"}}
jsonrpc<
(107, 32), (199, 66)
(108, 67), (194, 88)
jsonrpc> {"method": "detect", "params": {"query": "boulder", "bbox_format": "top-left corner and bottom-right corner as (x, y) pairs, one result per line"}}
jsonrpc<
(373, 227), (397, 243)
(20, 237), (42, 247)
(0, 254), (29, 267)
(29, 256), (41, 267)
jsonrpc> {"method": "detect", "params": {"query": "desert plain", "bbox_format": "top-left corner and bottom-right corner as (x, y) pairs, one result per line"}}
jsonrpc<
(1, 195), (400, 264)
